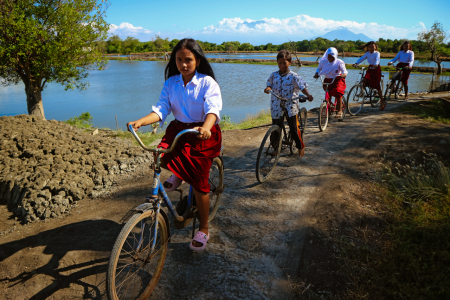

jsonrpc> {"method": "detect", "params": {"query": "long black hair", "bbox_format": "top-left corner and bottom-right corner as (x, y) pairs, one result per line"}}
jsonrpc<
(400, 41), (412, 52)
(164, 38), (216, 81)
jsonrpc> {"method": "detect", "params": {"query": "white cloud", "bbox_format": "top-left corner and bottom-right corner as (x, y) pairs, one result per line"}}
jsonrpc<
(108, 22), (153, 39)
(201, 15), (424, 41)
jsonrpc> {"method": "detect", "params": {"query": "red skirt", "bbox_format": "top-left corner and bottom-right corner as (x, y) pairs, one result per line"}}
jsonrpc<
(397, 63), (412, 85)
(158, 120), (222, 193)
(364, 65), (382, 90)
(323, 76), (346, 98)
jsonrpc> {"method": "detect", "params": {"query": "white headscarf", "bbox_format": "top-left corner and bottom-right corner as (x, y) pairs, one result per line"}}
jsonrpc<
(319, 47), (339, 75)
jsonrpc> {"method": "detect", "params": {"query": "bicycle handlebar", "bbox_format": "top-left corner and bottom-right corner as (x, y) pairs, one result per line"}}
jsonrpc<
(128, 124), (199, 154)
(318, 75), (339, 85)
(269, 90), (308, 102)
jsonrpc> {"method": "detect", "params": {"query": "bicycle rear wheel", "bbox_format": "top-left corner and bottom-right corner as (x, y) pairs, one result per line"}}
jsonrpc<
(107, 212), (168, 300)
(208, 157), (224, 221)
(256, 125), (282, 183)
(346, 85), (365, 116)
(318, 102), (329, 132)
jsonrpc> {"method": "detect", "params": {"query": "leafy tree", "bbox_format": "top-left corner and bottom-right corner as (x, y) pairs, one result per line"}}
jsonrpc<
(418, 22), (450, 74)
(122, 36), (140, 59)
(238, 43), (254, 51)
(0, 0), (109, 119)
(107, 34), (122, 53)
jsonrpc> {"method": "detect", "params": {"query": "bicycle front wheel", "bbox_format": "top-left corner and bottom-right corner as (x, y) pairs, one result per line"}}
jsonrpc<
(107, 212), (168, 300)
(208, 157), (224, 222)
(346, 85), (365, 116)
(384, 83), (393, 104)
(395, 81), (404, 99)
(256, 125), (282, 183)
(318, 102), (329, 132)
(299, 107), (307, 140)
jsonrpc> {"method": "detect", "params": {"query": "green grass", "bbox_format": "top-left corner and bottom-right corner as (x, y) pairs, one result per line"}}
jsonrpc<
(368, 154), (450, 299)
(402, 98), (450, 124)
(112, 130), (164, 147)
(64, 112), (93, 129)
(219, 110), (272, 130)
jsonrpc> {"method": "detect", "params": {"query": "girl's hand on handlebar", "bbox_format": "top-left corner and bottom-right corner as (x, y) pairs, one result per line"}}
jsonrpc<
(313, 73), (319, 79)
(352, 63), (357, 67)
(340, 73), (347, 78)
(194, 126), (211, 140)
(388, 62), (393, 66)
(264, 87), (272, 94)
(307, 95), (313, 102)
(127, 121), (142, 132)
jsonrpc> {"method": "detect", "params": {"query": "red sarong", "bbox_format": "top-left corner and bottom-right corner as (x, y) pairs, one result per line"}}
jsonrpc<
(158, 120), (222, 193)
(323, 76), (346, 98)
(364, 65), (381, 90)
(397, 63), (412, 85)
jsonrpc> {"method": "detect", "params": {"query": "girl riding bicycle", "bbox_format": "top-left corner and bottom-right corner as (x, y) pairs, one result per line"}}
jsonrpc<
(314, 47), (347, 118)
(352, 41), (386, 110)
(388, 41), (414, 100)
(127, 38), (222, 251)
(264, 49), (313, 158)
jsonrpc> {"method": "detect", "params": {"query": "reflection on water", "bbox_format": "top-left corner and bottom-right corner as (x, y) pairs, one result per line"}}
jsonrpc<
(0, 60), (436, 130)
(205, 53), (449, 68)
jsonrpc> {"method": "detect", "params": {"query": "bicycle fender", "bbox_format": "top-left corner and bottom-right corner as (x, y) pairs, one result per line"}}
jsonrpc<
(159, 209), (171, 240)
(134, 203), (153, 212)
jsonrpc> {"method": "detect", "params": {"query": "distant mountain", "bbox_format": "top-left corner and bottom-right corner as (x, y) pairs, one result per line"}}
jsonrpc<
(320, 27), (373, 42)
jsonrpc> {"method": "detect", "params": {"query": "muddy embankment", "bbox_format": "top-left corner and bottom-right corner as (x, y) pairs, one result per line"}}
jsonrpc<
(0, 115), (153, 223)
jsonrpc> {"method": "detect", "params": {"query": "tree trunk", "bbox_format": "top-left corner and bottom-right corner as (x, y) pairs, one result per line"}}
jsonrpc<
(25, 82), (45, 120)
(436, 61), (442, 75)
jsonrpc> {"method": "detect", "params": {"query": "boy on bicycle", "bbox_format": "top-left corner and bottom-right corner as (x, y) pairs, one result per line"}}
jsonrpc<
(264, 50), (313, 158)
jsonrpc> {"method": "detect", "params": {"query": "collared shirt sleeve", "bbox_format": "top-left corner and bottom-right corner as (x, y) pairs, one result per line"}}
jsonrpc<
(315, 60), (323, 74)
(152, 79), (172, 126)
(203, 78), (222, 124)
(266, 72), (274, 88)
(339, 60), (348, 75)
(355, 52), (367, 65)
(409, 51), (414, 67)
(390, 52), (400, 64)
(294, 74), (308, 91)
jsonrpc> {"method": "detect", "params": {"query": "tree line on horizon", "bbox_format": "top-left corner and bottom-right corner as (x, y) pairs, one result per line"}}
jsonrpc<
(104, 34), (450, 56)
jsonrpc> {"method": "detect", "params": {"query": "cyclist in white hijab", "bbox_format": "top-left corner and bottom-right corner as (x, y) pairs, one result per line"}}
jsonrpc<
(313, 47), (348, 118)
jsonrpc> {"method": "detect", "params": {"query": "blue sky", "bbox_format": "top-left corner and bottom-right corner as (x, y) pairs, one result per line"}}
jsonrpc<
(106, 0), (450, 44)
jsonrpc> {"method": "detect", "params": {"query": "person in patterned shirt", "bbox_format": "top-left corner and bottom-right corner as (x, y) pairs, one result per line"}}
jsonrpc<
(264, 50), (313, 158)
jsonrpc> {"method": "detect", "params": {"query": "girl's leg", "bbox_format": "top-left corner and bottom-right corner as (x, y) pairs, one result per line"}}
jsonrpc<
(378, 88), (386, 110)
(192, 188), (209, 247)
(404, 84), (409, 100)
(336, 96), (342, 112)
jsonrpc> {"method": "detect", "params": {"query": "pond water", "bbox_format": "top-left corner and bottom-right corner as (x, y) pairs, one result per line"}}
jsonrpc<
(205, 53), (450, 68)
(0, 60), (436, 131)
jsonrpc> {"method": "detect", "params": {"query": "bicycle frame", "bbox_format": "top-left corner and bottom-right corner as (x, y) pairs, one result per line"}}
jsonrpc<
(319, 76), (344, 112)
(128, 124), (198, 251)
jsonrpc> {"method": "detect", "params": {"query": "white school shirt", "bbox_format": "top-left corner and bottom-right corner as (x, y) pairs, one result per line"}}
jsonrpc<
(266, 69), (308, 118)
(355, 51), (380, 66)
(315, 59), (348, 79)
(152, 72), (222, 126)
(389, 50), (414, 67)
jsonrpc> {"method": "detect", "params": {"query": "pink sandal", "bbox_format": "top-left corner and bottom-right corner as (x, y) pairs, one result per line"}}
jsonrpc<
(163, 174), (185, 192)
(189, 231), (209, 251)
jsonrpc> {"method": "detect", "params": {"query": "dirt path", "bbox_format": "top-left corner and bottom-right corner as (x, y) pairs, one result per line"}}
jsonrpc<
(1, 92), (449, 300)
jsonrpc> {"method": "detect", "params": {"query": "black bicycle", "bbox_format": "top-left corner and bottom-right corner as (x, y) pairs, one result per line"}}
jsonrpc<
(346, 66), (384, 116)
(255, 91), (308, 183)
